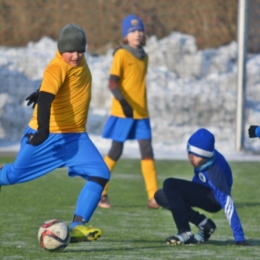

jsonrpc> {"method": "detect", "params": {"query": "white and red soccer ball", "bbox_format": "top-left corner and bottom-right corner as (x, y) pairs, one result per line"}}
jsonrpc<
(38, 219), (70, 252)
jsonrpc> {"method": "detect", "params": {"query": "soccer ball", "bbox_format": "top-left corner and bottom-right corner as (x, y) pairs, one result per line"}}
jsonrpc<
(38, 219), (70, 252)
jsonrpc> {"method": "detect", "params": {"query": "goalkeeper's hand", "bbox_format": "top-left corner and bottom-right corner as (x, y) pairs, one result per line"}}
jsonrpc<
(248, 125), (260, 138)
(25, 90), (39, 109)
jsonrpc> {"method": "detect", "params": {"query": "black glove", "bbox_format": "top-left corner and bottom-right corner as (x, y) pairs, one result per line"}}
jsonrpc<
(120, 99), (133, 118)
(248, 125), (259, 138)
(236, 241), (249, 246)
(25, 89), (39, 109)
(26, 132), (49, 146)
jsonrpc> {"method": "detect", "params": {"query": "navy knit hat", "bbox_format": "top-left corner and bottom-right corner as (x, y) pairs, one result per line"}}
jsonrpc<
(58, 24), (86, 53)
(187, 128), (215, 158)
(122, 14), (144, 38)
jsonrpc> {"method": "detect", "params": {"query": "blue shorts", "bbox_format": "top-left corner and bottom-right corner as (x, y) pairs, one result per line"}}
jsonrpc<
(102, 116), (152, 142)
(0, 126), (110, 185)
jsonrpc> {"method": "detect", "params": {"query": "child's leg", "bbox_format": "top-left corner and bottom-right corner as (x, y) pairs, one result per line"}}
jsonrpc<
(66, 133), (110, 226)
(155, 186), (220, 224)
(73, 178), (106, 223)
(70, 175), (109, 242)
(138, 139), (158, 201)
(0, 131), (66, 186)
(163, 178), (221, 232)
(155, 188), (210, 227)
(102, 140), (124, 196)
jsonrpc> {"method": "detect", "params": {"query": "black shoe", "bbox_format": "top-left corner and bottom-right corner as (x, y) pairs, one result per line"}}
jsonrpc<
(166, 232), (198, 245)
(195, 219), (216, 242)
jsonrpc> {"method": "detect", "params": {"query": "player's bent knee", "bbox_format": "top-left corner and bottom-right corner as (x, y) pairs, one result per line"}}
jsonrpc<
(163, 178), (178, 190)
(88, 176), (109, 188)
(154, 189), (163, 205)
(108, 141), (123, 161)
(154, 189), (169, 209)
(93, 163), (110, 181)
(6, 167), (23, 185)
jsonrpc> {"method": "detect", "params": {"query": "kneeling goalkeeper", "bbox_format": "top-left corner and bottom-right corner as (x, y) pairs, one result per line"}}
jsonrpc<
(155, 128), (247, 246)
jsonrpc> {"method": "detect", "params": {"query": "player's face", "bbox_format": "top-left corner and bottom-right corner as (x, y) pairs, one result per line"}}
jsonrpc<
(127, 30), (144, 48)
(188, 153), (208, 167)
(62, 51), (84, 66)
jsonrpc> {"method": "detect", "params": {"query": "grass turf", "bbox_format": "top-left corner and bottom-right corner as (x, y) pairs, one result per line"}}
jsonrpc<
(0, 157), (260, 259)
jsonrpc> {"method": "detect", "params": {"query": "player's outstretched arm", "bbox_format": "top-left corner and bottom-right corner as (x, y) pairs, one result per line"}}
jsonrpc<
(214, 190), (246, 245)
(208, 178), (246, 245)
(248, 125), (260, 138)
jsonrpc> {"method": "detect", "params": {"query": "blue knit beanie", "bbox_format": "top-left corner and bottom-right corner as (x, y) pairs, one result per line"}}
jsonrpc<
(122, 14), (144, 38)
(187, 128), (215, 158)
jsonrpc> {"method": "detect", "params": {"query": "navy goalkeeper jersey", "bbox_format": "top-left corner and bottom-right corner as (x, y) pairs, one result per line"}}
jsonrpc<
(192, 149), (245, 242)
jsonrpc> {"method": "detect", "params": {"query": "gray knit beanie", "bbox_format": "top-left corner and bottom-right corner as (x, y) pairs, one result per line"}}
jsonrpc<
(58, 24), (86, 53)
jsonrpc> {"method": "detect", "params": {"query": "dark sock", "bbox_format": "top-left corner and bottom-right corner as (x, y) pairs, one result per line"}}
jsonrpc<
(72, 215), (85, 223)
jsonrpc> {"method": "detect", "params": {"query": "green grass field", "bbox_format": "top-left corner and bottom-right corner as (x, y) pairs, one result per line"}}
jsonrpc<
(0, 157), (260, 260)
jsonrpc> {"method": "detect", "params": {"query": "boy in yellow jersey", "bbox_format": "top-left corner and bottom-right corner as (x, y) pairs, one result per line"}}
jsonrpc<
(99, 14), (159, 209)
(0, 24), (110, 243)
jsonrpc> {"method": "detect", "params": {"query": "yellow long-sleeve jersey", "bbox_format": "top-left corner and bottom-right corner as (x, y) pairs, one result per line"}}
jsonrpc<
(29, 51), (92, 133)
(110, 48), (149, 119)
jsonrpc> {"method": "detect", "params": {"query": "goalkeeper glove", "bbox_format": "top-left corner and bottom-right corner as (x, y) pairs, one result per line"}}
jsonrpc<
(248, 125), (260, 138)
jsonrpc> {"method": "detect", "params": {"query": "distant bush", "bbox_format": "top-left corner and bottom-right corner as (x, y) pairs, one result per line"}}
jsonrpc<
(0, 0), (258, 53)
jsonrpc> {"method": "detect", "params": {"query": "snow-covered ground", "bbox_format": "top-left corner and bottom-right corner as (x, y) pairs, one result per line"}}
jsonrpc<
(1, 32), (260, 161)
